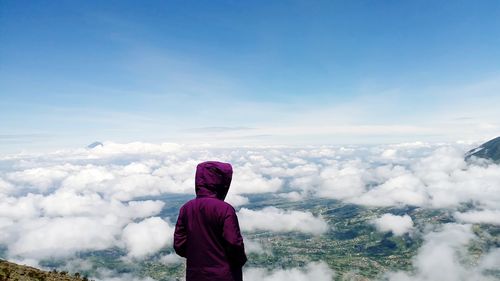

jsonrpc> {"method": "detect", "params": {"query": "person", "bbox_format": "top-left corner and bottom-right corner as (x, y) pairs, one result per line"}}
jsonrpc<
(174, 161), (247, 281)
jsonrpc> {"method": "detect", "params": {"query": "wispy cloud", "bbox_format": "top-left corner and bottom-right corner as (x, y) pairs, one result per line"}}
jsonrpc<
(182, 126), (255, 133)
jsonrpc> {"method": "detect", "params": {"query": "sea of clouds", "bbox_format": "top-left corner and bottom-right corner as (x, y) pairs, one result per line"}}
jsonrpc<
(1, 141), (499, 280)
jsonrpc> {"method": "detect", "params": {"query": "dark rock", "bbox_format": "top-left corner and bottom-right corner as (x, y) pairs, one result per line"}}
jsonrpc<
(465, 136), (500, 163)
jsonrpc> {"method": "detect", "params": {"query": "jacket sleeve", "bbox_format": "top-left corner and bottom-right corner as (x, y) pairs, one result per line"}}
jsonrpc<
(222, 206), (247, 267)
(173, 206), (187, 257)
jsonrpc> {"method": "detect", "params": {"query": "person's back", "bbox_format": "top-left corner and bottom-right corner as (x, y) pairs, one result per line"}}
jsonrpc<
(174, 161), (247, 281)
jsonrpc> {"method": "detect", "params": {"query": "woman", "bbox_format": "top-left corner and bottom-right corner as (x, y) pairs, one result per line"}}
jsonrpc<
(174, 161), (247, 281)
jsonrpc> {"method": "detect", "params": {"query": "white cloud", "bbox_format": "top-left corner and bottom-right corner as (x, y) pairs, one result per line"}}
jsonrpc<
(385, 224), (499, 281)
(0, 177), (14, 195)
(0, 190), (165, 260)
(238, 207), (328, 235)
(454, 210), (500, 225)
(244, 262), (335, 281)
(126, 200), (166, 219)
(59, 258), (94, 275)
(97, 275), (158, 281)
(158, 253), (183, 265)
(92, 268), (159, 281)
(477, 248), (500, 273)
(9, 217), (119, 259)
(38, 191), (107, 217)
(121, 162), (152, 175)
(352, 173), (428, 207)
(277, 191), (303, 201)
(38, 191), (164, 221)
(372, 214), (414, 236)
(315, 160), (367, 200)
(231, 164), (283, 194)
(7, 166), (69, 192)
(225, 193), (249, 207)
(381, 149), (398, 159)
(60, 165), (115, 193)
(0, 217), (14, 244)
(110, 174), (165, 201)
(122, 217), (174, 258)
(87, 141), (181, 157)
(0, 193), (43, 220)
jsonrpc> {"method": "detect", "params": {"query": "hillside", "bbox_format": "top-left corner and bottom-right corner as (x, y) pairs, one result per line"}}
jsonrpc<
(465, 136), (500, 162)
(0, 260), (90, 281)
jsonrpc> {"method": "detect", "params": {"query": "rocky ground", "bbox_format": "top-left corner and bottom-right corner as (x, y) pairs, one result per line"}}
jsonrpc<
(0, 260), (90, 281)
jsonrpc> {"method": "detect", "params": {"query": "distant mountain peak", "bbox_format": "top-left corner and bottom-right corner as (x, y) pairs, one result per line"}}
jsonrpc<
(87, 141), (103, 149)
(465, 136), (500, 162)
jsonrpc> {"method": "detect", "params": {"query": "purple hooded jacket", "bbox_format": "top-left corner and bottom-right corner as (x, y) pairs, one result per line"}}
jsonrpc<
(174, 161), (247, 281)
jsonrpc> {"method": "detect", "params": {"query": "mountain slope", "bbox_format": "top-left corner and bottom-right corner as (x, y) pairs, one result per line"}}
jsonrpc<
(465, 136), (500, 162)
(0, 259), (88, 281)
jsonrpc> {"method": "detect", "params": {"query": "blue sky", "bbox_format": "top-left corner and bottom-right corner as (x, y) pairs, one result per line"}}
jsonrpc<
(1, 0), (500, 152)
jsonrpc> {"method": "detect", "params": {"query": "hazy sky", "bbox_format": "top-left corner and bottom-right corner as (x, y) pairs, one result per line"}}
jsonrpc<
(1, 1), (499, 152)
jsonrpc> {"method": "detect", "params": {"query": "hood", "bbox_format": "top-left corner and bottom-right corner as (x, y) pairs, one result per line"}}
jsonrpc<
(195, 161), (233, 200)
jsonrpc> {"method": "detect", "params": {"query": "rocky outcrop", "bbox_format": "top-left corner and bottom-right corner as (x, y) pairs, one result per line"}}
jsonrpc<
(465, 136), (500, 162)
(0, 259), (90, 281)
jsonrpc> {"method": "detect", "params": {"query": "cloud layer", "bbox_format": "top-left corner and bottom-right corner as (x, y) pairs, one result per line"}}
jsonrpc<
(1, 140), (499, 280)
